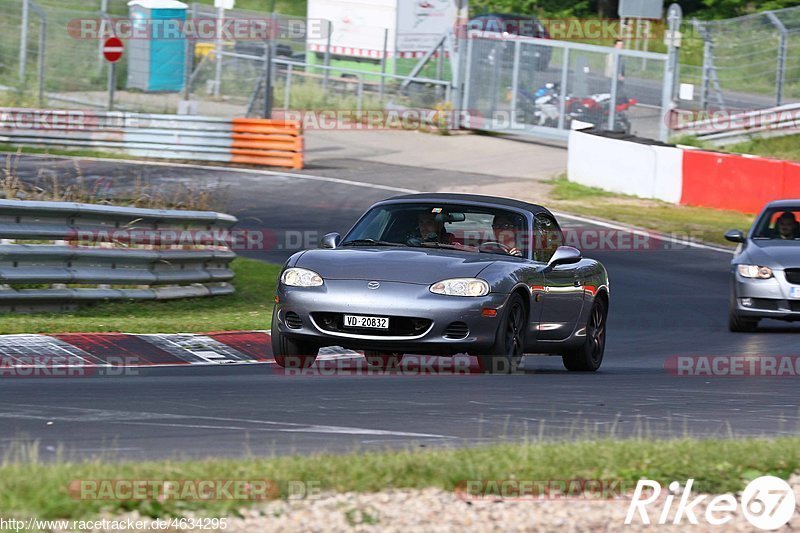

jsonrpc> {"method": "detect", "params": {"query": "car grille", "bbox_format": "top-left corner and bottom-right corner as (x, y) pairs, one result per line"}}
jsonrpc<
(284, 311), (303, 329)
(443, 322), (470, 339)
(312, 313), (432, 337)
(790, 301), (800, 312)
(785, 269), (800, 285)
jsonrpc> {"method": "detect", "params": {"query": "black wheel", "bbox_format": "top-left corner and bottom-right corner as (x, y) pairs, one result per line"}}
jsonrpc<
(271, 309), (318, 368)
(562, 297), (607, 372)
(728, 310), (758, 332)
(478, 293), (527, 374)
(364, 351), (404, 370)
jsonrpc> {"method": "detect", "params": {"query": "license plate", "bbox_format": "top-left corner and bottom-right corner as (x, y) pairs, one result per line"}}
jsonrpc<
(790, 287), (800, 299)
(343, 315), (389, 329)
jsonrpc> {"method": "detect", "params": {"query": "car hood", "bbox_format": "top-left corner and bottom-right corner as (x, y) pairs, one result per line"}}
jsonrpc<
(741, 240), (800, 268)
(296, 247), (496, 284)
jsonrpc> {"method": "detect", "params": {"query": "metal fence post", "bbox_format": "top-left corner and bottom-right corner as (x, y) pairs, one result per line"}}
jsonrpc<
(183, 38), (193, 101)
(557, 47), (570, 130)
(322, 20), (332, 92)
(214, 4), (224, 98)
(700, 23), (712, 111)
(284, 63), (293, 109)
(766, 11), (788, 107)
(262, 42), (273, 119)
(608, 50), (619, 131)
(37, 10), (46, 105)
(19, 0), (30, 81)
(380, 28), (388, 102)
(357, 77), (363, 114)
(98, 0), (108, 69)
(660, 4), (682, 142)
(461, 35), (473, 128)
(510, 40), (520, 126)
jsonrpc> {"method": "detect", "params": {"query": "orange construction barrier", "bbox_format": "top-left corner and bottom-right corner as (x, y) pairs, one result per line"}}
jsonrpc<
(231, 118), (304, 169)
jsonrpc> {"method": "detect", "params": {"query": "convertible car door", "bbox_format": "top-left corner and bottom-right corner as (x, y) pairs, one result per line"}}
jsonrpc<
(534, 214), (584, 340)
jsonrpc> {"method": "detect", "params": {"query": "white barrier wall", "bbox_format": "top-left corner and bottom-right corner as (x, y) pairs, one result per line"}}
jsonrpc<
(567, 130), (683, 204)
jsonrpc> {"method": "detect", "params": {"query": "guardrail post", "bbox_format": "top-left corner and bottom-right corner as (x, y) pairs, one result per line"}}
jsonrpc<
(19, 0), (30, 81)
(107, 62), (116, 111)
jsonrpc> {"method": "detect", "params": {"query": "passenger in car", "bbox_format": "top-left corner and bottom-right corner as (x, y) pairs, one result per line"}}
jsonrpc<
(775, 211), (800, 240)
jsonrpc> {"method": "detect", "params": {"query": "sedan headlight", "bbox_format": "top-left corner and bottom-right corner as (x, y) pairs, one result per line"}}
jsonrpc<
(281, 267), (323, 287)
(430, 278), (489, 297)
(737, 264), (774, 279)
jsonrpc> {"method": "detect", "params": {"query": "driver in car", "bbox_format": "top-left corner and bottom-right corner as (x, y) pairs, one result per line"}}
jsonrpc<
(492, 214), (523, 257)
(408, 211), (454, 245)
(775, 211), (800, 240)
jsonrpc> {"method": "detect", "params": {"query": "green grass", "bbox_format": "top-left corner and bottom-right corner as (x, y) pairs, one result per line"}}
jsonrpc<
(0, 258), (280, 334)
(1, 436), (798, 521)
(724, 134), (800, 162)
(547, 176), (755, 247)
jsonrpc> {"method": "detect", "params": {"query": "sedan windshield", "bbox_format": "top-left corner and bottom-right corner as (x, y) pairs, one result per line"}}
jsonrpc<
(342, 203), (532, 257)
(752, 207), (800, 241)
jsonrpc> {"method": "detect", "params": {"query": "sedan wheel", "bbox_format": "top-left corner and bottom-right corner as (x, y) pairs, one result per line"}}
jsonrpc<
(728, 310), (758, 332)
(562, 297), (607, 372)
(479, 293), (526, 374)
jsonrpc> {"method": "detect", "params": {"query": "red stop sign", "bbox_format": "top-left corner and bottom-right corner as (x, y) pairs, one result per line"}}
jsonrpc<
(103, 37), (124, 63)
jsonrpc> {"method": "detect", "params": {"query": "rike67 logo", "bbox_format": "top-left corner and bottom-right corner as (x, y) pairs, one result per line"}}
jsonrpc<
(625, 476), (796, 530)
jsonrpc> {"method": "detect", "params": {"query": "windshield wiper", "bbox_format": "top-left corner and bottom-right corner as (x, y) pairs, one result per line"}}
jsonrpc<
(340, 239), (406, 247)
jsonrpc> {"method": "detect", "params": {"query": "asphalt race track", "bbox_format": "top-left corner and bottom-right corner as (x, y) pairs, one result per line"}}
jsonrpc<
(1, 155), (798, 460)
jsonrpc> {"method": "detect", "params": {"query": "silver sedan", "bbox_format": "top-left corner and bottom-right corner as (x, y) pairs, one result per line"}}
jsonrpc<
(725, 199), (800, 331)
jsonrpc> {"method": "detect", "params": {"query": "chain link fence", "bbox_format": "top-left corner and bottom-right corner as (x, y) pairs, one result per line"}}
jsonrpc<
(678, 6), (800, 112)
(462, 32), (670, 141)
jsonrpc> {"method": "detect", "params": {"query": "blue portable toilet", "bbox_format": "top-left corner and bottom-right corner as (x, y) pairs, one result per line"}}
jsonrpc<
(126, 0), (188, 92)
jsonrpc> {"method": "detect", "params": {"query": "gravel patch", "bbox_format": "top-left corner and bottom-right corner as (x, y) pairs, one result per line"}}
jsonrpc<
(99, 473), (795, 532)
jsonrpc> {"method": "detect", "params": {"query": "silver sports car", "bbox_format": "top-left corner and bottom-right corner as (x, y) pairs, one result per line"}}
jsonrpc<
(271, 193), (610, 373)
(725, 199), (800, 331)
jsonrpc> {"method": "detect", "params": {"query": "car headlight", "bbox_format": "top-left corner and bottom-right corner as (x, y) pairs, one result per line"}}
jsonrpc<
(430, 278), (489, 297)
(281, 267), (323, 287)
(737, 265), (774, 279)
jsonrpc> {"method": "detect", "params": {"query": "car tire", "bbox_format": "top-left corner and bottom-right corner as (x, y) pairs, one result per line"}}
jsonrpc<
(364, 351), (404, 370)
(271, 310), (318, 369)
(478, 293), (527, 374)
(728, 310), (759, 332)
(562, 297), (607, 372)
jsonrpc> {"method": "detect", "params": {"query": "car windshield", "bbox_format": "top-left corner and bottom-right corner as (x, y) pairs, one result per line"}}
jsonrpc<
(341, 203), (531, 257)
(752, 207), (800, 241)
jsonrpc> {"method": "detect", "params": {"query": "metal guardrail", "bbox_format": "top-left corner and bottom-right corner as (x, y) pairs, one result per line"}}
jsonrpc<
(0, 200), (238, 313)
(0, 109), (304, 169)
(672, 102), (800, 145)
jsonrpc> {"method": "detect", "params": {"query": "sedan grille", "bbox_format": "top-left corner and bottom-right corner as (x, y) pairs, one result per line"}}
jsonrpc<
(284, 311), (303, 329)
(790, 301), (800, 313)
(312, 313), (431, 337)
(750, 298), (779, 311)
(443, 322), (470, 339)
(785, 269), (800, 285)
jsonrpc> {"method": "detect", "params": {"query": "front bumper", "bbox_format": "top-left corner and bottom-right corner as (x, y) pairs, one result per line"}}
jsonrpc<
(731, 271), (800, 321)
(274, 279), (511, 354)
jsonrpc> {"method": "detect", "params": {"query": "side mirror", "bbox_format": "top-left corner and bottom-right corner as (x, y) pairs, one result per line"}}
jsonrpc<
(546, 246), (582, 270)
(320, 232), (341, 249)
(724, 229), (745, 243)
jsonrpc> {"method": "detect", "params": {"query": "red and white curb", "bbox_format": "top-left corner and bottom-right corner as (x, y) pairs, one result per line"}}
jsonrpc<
(0, 332), (482, 373)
